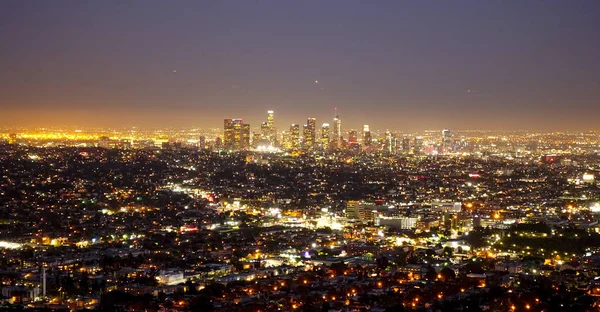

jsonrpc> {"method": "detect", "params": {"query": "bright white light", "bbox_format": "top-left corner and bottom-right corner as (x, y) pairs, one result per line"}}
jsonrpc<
(0, 241), (21, 249)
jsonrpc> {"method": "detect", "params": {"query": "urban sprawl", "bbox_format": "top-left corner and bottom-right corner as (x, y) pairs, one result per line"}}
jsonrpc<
(2, 111), (600, 311)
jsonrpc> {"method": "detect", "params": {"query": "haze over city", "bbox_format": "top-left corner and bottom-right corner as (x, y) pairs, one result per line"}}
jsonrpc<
(2, 1), (600, 131)
(6, 2), (600, 312)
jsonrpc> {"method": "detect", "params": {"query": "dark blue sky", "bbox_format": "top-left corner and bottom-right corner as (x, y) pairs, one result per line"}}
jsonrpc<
(1, 1), (599, 131)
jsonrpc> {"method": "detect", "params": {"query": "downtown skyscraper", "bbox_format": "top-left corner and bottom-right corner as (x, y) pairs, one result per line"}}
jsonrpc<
(321, 123), (330, 149)
(303, 117), (316, 150)
(224, 118), (250, 150)
(332, 109), (341, 149)
(260, 110), (277, 145)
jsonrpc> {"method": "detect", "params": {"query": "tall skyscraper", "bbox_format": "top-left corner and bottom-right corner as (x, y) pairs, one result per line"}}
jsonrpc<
(402, 137), (411, 153)
(333, 108), (341, 149)
(321, 123), (330, 149)
(289, 124), (300, 151)
(303, 117), (316, 150)
(224, 118), (235, 149)
(384, 130), (396, 154)
(261, 122), (269, 139)
(348, 130), (358, 144)
(362, 125), (371, 147)
(223, 118), (250, 150)
(266, 110), (276, 143)
(241, 124), (251, 149)
(414, 136), (424, 154)
(442, 129), (452, 154)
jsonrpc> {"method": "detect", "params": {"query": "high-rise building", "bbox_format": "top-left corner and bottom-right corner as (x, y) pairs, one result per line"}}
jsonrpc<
(384, 130), (396, 154)
(414, 136), (424, 154)
(442, 129), (452, 154)
(348, 130), (358, 144)
(266, 110), (276, 144)
(289, 124), (300, 151)
(224, 119), (235, 149)
(261, 122), (269, 139)
(223, 118), (250, 150)
(321, 123), (330, 148)
(233, 120), (243, 149)
(362, 125), (371, 147)
(303, 117), (316, 150)
(348, 130), (359, 152)
(282, 131), (291, 150)
(333, 109), (341, 149)
(402, 137), (411, 153)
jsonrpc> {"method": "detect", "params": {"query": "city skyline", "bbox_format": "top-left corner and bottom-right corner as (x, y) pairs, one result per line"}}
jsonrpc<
(2, 1), (600, 131)
(4, 2), (600, 310)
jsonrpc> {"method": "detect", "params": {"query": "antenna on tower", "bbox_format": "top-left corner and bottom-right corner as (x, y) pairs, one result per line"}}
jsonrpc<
(334, 107), (338, 118)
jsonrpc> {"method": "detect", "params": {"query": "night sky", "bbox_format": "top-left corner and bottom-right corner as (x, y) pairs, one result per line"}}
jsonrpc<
(2, 1), (599, 131)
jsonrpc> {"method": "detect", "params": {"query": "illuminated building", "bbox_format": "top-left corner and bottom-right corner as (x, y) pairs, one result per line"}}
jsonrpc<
(266, 110), (276, 144)
(442, 129), (452, 154)
(303, 117), (316, 150)
(414, 136), (423, 153)
(251, 132), (261, 147)
(214, 137), (222, 149)
(261, 122), (269, 139)
(346, 200), (362, 220)
(332, 109), (341, 149)
(289, 124), (300, 151)
(224, 119), (235, 149)
(375, 216), (418, 229)
(281, 131), (291, 150)
(402, 137), (410, 153)
(384, 130), (396, 154)
(362, 125), (371, 146)
(346, 200), (385, 223)
(242, 124), (250, 148)
(321, 123), (330, 149)
(348, 130), (358, 144)
(224, 118), (250, 150)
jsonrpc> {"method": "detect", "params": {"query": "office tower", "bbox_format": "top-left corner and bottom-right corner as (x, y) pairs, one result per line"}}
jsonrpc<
(241, 124), (251, 149)
(251, 132), (261, 147)
(223, 118), (250, 150)
(289, 124), (300, 150)
(332, 108), (341, 148)
(232, 120), (243, 150)
(402, 137), (411, 153)
(348, 130), (359, 152)
(442, 129), (452, 154)
(346, 200), (362, 220)
(362, 125), (371, 146)
(224, 119), (235, 149)
(384, 130), (396, 154)
(414, 136), (424, 154)
(261, 122), (269, 139)
(303, 117), (316, 150)
(348, 130), (358, 144)
(282, 131), (291, 150)
(321, 123), (330, 149)
(266, 110), (276, 143)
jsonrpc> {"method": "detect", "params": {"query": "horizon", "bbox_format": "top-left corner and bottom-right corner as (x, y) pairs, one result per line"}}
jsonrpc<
(2, 1), (600, 131)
